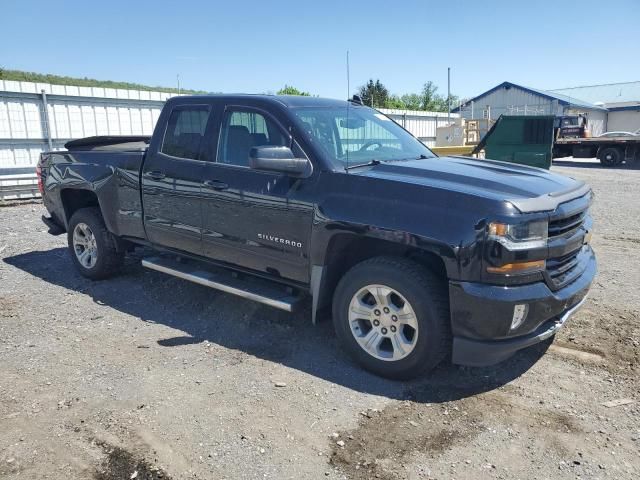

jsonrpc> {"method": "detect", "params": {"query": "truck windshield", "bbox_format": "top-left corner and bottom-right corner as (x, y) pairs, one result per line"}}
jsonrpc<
(562, 118), (577, 126)
(292, 106), (436, 170)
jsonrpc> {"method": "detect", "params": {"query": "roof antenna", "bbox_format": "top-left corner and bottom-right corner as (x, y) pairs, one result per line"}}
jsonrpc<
(345, 50), (350, 173)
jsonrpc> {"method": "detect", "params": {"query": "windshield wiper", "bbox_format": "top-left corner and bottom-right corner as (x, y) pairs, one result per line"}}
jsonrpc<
(401, 154), (431, 160)
(344, 159), (381, 171)
(376, 154), (432, 164)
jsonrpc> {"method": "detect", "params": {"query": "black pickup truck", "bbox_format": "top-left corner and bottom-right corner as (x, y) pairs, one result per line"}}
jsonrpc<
(37, 94), (596, 379)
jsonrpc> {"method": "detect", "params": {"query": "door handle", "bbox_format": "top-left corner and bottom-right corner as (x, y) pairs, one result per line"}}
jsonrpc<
(145, 170), (166, 180)
(203, 180), (229, 191)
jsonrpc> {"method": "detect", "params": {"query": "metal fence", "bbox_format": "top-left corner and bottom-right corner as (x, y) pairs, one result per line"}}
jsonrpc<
(377, 108), (458, 146)
(0, 80), (457, 199)
(0, 80), (170, 199)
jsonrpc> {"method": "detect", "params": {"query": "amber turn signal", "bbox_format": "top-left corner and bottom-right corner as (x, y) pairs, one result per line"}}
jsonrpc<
(487, 260), (546, 274)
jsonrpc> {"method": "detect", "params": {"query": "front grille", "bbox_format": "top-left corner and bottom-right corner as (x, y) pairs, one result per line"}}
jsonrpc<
(548, 210), (587, 238)
(546, 249), (581, 288)
(546, 204), (589, 289)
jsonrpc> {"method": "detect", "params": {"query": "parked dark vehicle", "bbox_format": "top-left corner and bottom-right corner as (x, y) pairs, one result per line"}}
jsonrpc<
(38, 94), (596, 379)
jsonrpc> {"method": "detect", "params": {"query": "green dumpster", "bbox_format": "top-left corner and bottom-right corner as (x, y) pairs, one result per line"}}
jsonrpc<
(473, 115), (555, 169)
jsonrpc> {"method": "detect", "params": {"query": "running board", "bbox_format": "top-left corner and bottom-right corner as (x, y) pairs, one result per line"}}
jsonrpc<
(141, 256), (302, 312)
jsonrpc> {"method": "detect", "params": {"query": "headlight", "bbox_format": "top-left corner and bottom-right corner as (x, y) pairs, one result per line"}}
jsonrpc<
(488, 220), (548, 251)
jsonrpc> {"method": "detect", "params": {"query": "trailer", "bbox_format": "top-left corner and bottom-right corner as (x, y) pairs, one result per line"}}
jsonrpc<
(553, 136), (640, 167)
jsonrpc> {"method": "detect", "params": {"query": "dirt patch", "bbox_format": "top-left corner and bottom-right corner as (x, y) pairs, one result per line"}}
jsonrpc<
(330, 391), (585, 480)
(330, 402), (481, 480)
(603, 235), (640, 245)
(550, 343), (606, 365)
(553, 341), (607, 358)
(94, 443), (171, 480)
(558, 304), (639, 372)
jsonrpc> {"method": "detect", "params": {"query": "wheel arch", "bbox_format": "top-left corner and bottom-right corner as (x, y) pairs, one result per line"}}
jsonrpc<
(310, 232), (452, 324)
(61, 190), (129, 252)
(60, 188), (100, 226)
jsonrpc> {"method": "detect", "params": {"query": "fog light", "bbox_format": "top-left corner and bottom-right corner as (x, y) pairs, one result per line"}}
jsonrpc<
(511, 304), (529, 330)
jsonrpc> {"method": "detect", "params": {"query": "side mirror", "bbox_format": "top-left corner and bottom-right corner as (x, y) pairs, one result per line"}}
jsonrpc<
(249, 146), (311, 177)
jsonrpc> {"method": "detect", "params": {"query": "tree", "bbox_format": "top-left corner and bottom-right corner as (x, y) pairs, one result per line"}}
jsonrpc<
(277, 85), (310, 96)
(399, 93), (423, 110)
(383, 95), (407, 109)
(420, 81), (444, 111)
(358, 79), (389, 108)
(445, 93), (460, 112)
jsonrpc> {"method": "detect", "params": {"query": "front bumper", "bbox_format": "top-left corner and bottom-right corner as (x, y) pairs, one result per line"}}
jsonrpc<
(449, 247), (596, 367)
(452, 295), (588, 366)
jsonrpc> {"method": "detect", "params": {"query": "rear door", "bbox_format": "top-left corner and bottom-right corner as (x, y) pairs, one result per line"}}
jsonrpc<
(200, 105), (314, 283)
(141, 103), (212, 254)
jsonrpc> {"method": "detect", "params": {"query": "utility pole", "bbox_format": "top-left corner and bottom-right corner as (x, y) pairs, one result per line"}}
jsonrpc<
(447, 67), (451, 123)
(177, 74), (181, 95)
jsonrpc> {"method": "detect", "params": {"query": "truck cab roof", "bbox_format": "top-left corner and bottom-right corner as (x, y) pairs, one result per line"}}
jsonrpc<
(166, 94), (350, 109)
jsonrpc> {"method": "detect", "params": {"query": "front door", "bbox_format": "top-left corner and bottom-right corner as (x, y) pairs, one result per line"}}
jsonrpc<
(141, 104), (212, 254)
(200, 106), (313, 283)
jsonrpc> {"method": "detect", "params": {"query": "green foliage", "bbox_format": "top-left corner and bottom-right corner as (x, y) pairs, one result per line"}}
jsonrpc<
(384, 95), (408, 109)
(358, 79), (390, 108)
(399, 93), (423, 110)
(357, 78), (458, 112)
(0, 68), (206, 94)
(277, 85), (311, 96)
(420, 81), (442, 110)
(422, 81), (460, 112)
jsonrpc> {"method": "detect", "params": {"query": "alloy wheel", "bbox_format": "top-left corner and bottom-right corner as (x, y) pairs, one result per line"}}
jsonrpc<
(348, 284), (419, 361)
(72, 222), (98, 269)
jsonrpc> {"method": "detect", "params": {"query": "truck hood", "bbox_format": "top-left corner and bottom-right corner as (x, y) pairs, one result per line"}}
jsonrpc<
(353, 156), (590, 213)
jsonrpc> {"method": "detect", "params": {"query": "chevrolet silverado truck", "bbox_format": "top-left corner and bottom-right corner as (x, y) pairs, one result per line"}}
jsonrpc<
(37, 94), (596, 379)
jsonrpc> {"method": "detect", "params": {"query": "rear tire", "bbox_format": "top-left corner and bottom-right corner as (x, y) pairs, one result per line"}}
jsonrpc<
(599, 147), (623, 167)
(67, 207), (124, 280)
(332, 256), (450, 380)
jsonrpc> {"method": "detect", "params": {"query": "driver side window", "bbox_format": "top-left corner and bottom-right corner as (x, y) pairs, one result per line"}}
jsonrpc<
(217, 110), (288, 167)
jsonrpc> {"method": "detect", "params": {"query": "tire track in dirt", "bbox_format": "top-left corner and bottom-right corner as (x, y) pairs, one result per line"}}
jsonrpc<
(558, 304), (639, 373)
(330, 389), (582, 480)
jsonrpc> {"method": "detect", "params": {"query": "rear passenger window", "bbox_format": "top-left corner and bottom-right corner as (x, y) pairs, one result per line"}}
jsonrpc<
(162, 106), (210, 160)
(217, 110), (287, 167)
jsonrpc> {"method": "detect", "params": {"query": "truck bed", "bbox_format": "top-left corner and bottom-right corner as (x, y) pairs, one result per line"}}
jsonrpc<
(553, 135), (640, 164)
(40, 145), (147, 240)
(555, 136), (640, 145)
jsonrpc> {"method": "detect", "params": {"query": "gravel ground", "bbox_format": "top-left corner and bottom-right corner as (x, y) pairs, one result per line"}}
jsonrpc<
(1, 160), (639, 479)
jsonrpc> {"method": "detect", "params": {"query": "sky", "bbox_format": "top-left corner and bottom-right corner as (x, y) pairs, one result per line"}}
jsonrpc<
(1, 0), (639, 100)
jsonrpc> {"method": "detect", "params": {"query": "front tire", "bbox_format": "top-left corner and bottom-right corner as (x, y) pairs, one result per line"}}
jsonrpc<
(67, 207), (124, 280)
(332, 257), (450, 380)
